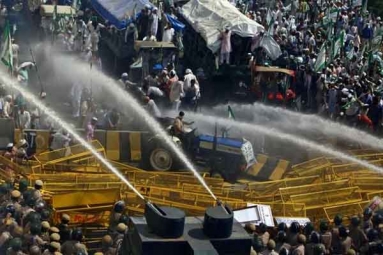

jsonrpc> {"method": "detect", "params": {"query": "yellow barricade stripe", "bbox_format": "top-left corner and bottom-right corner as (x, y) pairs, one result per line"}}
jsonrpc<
(129, 132), (141, 161)
(106, 131), (120, 161)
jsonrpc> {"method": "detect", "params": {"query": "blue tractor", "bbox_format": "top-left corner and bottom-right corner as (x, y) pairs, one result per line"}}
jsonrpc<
(144, 120), (256, 182)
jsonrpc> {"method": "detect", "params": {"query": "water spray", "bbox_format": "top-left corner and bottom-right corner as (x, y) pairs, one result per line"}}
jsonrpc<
(220, 103), (383, 151)
(0, 73), (146, 201)
(188, 112), (383, 174)
(50, 55), (218, 202)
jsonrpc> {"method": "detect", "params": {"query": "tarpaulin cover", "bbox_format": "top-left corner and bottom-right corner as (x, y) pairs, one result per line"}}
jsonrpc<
(181, 0), (264, 53)
(91, 0), (154, 29)
(165, 14), (185, 32)
(91, 0), (185, 31)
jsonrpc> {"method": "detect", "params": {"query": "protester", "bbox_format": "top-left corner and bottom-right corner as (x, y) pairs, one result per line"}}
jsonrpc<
(85, 117), (97, 141)
(18, 105), (31, 129)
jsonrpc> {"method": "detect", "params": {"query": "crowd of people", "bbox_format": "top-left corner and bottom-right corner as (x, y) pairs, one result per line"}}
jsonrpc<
(235, 0), (383, 133)
(0, 179), (129, 255)
(246, 209), (383, 255)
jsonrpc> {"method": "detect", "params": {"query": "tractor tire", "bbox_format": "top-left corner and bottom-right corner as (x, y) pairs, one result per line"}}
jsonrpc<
(148, 147), (174, 171)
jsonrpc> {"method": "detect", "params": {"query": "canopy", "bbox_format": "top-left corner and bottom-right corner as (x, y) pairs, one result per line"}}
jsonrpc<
(181, 0), (264, 53)
(91, 0), (154, 29)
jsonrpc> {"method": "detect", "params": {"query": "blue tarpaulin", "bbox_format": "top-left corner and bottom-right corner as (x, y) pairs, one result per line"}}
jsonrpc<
(91, 0), (153, 29)
(165, 14), (185, 32)
(91, 0), (185, 31)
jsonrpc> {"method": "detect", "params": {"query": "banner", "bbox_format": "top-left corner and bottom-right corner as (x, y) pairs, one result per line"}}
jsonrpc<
(0, 22), (13, 69)
(314, 45), (326, 72)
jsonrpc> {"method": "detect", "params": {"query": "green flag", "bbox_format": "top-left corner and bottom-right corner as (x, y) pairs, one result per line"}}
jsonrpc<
(266, 8), (274, 27)
(332, 31), (344, 60)
(0, 22), (13, 70)
(228, 105), (235, 120)
(347, 47), (355, 60)
(315, 45), (326, 72)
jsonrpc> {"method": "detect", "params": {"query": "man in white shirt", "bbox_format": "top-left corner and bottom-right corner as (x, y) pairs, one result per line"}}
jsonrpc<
(150, 8), (159, 38)
(162, 25), (175, 42)
(183, 68), (200, 96)
(170, 80), (184, 111)
(18, 105), (31, 129)
(3, 95), (12, 118)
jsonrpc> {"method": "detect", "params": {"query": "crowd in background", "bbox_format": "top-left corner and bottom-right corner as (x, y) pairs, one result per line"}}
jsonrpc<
(236, 0), (383, 133)
(246, 209), (383, 255)
(0, 179), (129, 255)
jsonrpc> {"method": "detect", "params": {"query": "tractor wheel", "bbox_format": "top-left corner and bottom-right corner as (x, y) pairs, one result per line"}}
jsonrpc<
(149, 147), (173, 171)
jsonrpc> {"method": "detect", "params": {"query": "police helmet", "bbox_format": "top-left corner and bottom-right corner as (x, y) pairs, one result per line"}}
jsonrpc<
(9, 237), (22, 251)
(319, 220), (329, 232)
(5, 204), (15, 216)
(290, 221), (300, 234)
(30, 223), (42, 235)
(334, 214), (343, 225)
(113, 200), (125, 213)
(364, 208), (373, 218)
(310, 231), (321, 244)
(367, 228), (379, 242)
(351, 216), (361, 227)
(71, 228), (83, 242)
(277, 222), (287, 232)
(303, 222), (314, 236)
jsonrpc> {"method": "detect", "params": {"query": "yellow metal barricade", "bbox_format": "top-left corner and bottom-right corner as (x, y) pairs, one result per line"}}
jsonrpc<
(260, 202), (306, 217)
(51, 188), (121, 209)
(290, 187), (362, 210)
(349, 177), (383, 192)
(291, 157), (331, 177)
(246, 176), (320, 196)
(279, 180), (350, 202)
(324, 201), (369, 223)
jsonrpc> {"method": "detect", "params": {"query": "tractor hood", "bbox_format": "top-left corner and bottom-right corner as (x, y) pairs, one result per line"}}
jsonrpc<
(198, 135), (256, 168)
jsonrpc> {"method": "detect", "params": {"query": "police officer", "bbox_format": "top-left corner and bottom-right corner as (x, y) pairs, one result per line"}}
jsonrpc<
(275, 231), (291, 253)
(58, 214), (71, 242)
(33, 180), (44, 201)
(50, 233), (61, 243)
(41, 221), (51, 242)
(114, 223), (127, 253)
(349, 216), (368, 252)
(303, 222), (315, 240)
(101, 235), (116, 255)
(331, 214), (343, 254)
(29, 245), (42, 255)
(257, 223), (270, 248)
(292, 234), (306, 255)
(362, 228), (381, 255)
(24, 223), (46, 249)
(288, 221), (300, 246)
(363, 208), (373, 232)
(306, 231), (326, 255)
(9, 190), (22, 213)
(7, 237), (26, 255)
(108, 201), (125, 234)
(42, 242), (60, 255)
(261, 240), (278, 255)
(61, 228), (88, 255)
(319, 220), (332, 254)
